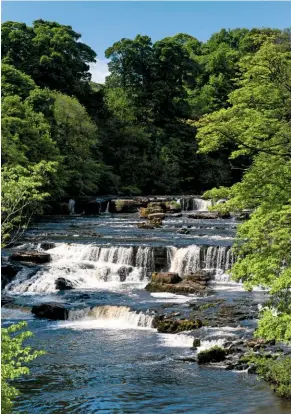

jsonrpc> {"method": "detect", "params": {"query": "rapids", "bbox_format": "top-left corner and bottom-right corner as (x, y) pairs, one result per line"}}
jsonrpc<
(2, 209), (291, 413)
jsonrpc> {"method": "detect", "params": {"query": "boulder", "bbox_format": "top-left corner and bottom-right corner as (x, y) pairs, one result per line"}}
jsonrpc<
(11, 251), (51, 264)
(112, 199), (138, 213)
(193, 338), (201, 349)
(55, 278), (74, 290)
(139, 208), (149, 218)
(153, 316), (202, 333)
(40, 242), (56, 250)
(197, 346), (226, 364)
(147, 202), (166, 213)
(145, 281), (211, 296)
(185, 271), (211, 283)
(31, 304), (69, 320)
(151, 272), (182, 284)
(1, 263), (21, 289)
(148, 213), (165, 221)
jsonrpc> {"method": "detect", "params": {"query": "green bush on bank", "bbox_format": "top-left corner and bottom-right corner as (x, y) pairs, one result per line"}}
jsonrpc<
(1, 321), (45, 413)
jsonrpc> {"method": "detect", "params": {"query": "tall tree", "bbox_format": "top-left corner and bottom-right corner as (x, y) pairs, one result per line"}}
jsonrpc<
(197, 39), (291, 341)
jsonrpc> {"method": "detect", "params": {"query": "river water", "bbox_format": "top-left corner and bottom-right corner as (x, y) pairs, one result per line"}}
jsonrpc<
(2, 211), (291, 413)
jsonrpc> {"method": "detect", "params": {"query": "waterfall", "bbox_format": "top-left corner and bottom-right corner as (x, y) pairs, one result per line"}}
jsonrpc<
(67, 305), (154, 329)
(179, 197), (212, 211)
(169, 245), (201, 275)
(193, 198), (212, 211)
(169, 245), (233, 280)
(5, 244), (155, 294)
(105, 201), (110, 213)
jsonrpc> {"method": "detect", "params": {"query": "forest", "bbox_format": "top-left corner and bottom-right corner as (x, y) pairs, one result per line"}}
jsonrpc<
(1, 20), (291, 405)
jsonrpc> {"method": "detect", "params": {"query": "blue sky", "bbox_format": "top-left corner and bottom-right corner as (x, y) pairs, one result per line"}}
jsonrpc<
(2, 1), (291, 82)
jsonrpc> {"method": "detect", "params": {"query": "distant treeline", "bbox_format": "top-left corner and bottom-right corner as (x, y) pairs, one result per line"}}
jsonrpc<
(1, 21), (289, 196)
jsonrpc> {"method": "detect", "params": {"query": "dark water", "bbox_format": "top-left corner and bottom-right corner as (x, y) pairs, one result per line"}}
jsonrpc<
(2, 213), (291, 413)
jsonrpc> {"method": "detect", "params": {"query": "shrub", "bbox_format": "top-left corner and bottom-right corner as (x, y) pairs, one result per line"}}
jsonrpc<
(255, 356), (291, 399)
(1, 321), (45, 413)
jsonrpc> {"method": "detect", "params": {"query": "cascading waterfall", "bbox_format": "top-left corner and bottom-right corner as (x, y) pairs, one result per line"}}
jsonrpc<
(169, 245), (234, 280)
(5, 242), (235, 293)
(5, 244), (155, 293)
(178, 197), (212, 211)
(67, 305), (154, 329)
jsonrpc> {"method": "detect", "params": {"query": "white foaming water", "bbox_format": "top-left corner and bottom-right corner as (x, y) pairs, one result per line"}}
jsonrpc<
(169, 245), (234, 281)
(150, 292), (192, 303)
(158, 333), (194, 348)
(59, 305), (154, 330)
(5, 244), (154, 293)
(196, 339), (225, 353)
(179, 197), (212, 211)
(1, 307), (33, 320)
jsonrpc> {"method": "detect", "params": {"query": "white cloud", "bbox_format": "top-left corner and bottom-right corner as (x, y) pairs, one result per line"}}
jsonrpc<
(89, 60), (110, 84)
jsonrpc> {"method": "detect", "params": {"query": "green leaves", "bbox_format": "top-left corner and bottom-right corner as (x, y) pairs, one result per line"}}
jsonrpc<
(197, 37), (291, 343)
(1, 322), (45, 413)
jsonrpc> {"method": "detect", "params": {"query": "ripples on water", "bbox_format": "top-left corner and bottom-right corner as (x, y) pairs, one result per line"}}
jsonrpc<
(2, 214), (291, 413)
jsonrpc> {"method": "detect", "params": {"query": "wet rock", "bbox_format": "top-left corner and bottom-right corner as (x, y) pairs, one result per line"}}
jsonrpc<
(32, 304), (69, 320)
(197, 346), (226, 364)
(246, 338), (275, 348)
(139, 208), (149, 218)
(185, 271), (211, 283)
(40, 242), (56, 250)
(112, 199), (138, 213)
(11, 251), (51, 264)
(188, 212), (219, 220)
(1, 262), (22, 289)
(151, 272), (182, 284)
(153, 316), (202, 333)
(148, 213), (165, 221)
(55, 278), (74, 290)
(193, 338), (201, 349)
(137, 222), (156, 230)
(177, 227), (190, 234)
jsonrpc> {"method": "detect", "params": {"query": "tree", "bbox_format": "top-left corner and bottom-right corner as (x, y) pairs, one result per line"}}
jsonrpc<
(1, 161), (57, 245)
(2, 20), (96, 98)
(197, 40), (291, 342)
(1, 321), (45, 413)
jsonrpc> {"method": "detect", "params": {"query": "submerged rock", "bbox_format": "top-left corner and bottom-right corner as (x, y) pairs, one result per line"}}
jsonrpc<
(137, 222), (156, 230)
(11, 251), (51, 264)
(32, 304), (69, 320)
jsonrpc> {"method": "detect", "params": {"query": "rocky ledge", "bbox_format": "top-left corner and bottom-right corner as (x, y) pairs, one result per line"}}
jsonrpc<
(145, 271), (212, 296)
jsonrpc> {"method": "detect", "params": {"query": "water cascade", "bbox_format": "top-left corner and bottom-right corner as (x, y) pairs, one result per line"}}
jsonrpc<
(169, 245), (234, 280)
(178, 197), (212, 211)
(5, 243), (235, 293)
(67, 305), (154, 329)
(5, 244), (156, 293)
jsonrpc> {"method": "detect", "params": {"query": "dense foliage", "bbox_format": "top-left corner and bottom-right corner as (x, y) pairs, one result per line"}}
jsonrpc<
(1, 322), (45, 413)
(4, 22), (281, 201)
(197, 38), (291, 342)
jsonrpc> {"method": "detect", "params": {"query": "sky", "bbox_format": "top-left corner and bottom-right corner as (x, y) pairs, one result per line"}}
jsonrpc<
(2, 1), (291, 83)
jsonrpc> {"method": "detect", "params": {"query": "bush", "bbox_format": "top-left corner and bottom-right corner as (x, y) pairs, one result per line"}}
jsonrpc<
(1, 321), (45, 413)
(255, 356), (291, 399)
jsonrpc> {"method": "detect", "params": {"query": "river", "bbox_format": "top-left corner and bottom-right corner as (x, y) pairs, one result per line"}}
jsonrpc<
(2, 208), (291, 413)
